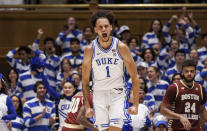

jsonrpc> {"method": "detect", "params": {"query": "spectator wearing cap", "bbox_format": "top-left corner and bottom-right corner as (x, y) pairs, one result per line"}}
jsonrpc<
(41, 72), (79, 131)
(16, 56), (47, 102)
(153, 115), (168, 131)
(142, 19), (164, 50)
(136, 61), (148, 78)
(61, 38), (83, 69)
(117, 25), (131, 44)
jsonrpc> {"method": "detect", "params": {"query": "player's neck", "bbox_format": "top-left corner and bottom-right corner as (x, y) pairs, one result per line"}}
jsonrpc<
(182, 79), (194, 88)
(98, 37), (112, 50)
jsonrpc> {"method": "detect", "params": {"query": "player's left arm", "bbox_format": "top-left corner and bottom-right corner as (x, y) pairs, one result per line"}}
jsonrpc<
(200, 105), (207, 122)
(118, 41), (139, 114)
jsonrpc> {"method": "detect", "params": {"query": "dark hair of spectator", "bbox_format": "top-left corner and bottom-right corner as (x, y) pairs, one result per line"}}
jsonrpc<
(61, 58), (72, 73)
(60, 80), (80, 99)
(141, 48), (156, 61)
(182, 60), (197, 70)
(175, 49), (186, 57)
(83, 26), (94, 34)
(7, 68), (19, 83)
(127, 37), (139, 47)
(10, 95), (23, 117)
(91, 10), (115, 28)
(34, 81), (44, 93)
(139, 77), (148, 94)
(150, 66), (160, 74)
(70, 37), (80, 45)
(149, 19), (163, 33)
(172, 73), (182, 81)
(43, 37), (55, 45)
(0, 77), (8, 95)
(18, 46), (31, 54)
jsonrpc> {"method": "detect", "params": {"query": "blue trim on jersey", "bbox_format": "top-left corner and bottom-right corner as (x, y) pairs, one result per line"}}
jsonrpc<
(123, 64), (131, 123)
(92, 41), (95, 60)
(96, 37), (114, 53)
(116, 39), (122, 59)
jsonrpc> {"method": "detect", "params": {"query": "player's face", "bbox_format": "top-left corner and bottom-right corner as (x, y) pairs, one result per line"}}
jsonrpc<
(182, 66), (196, 83)
(36, 84), (46, 97)
(63, 82), (76, 96)
(94, 18), (112, 42)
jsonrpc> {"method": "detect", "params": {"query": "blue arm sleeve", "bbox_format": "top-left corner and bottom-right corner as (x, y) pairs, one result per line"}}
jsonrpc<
(2, 96), (17, 120)
(41, 73), (60, 100)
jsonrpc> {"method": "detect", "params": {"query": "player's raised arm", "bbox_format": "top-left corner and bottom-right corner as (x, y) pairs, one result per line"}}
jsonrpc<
(82, 44), (94, 117)
(118, 41), (139, 115)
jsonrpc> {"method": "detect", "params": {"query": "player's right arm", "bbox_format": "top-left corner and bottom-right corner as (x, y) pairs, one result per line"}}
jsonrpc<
(82, 44), (93, 118)
(160, 84), (191, 130)
(77, 106), (98, 131)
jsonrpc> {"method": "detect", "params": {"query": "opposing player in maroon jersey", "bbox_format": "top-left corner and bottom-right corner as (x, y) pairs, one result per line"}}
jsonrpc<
(62, 91), (97, 131)
(160, 60), (207, 131)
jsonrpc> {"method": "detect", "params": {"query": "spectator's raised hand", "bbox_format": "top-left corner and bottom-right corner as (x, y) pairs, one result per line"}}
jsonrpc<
(37, 28), (44, 39)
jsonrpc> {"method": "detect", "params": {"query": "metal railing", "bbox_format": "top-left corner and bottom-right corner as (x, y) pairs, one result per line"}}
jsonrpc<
(0, 3), (207, 10)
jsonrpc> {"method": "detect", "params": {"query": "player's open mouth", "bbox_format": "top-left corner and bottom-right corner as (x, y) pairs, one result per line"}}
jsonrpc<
(102, 33), (107, 38)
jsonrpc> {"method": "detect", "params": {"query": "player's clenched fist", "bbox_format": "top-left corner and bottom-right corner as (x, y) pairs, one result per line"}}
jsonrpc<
(128, 105), (138, 115)
(85, 108), (94, 118)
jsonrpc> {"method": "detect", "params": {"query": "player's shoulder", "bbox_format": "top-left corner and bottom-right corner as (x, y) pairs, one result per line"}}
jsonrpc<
(117, 40), (129, 53)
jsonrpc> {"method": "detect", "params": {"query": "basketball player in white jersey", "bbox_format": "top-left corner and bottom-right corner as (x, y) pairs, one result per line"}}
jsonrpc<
(82, 10), (140, 131)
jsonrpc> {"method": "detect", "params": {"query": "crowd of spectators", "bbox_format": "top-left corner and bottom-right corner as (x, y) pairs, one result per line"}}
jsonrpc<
(1, 6), (207, 131)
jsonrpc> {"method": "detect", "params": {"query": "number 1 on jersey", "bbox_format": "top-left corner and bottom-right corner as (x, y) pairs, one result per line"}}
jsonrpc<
(106, 66), (110, 77)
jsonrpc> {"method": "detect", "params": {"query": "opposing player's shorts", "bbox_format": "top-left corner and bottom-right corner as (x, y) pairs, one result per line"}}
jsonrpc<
(93, 87), (128, 130)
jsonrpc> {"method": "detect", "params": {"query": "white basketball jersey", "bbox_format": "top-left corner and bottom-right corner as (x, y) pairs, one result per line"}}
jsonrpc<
(91, 37), (126, 91)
